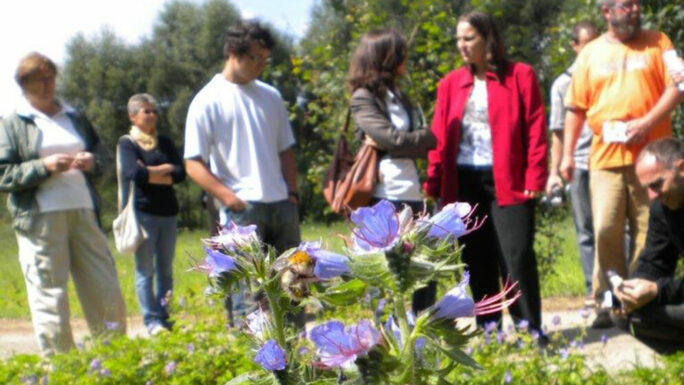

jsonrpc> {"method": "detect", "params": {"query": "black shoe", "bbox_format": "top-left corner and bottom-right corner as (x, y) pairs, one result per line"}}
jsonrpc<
(591, 311), (614, 329)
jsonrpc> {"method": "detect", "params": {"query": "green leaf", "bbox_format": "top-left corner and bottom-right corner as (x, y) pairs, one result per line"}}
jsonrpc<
(318, 278), (367, 306)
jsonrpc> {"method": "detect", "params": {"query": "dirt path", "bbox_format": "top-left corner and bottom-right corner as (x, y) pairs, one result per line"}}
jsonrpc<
(0, 297), (670, 373)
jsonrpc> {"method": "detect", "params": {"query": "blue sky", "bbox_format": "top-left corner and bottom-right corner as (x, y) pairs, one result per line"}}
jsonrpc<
(0, 0), (316, 115)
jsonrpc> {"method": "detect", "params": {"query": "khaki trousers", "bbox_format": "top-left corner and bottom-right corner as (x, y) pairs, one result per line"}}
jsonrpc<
(16, 209), (127, 356)
(590, 166), (650, 301)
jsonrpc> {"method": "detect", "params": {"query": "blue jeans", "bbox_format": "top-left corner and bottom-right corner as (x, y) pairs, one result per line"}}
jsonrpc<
(134, 211), (177, 328)
(221, 200), (301, 316)
(569, 169), (594, 295)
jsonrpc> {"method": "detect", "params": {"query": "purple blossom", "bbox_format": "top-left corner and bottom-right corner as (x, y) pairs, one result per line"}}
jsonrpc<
(22, 374), (37, 385)
(601, 334), (608, 345)
(431, 272), (521, 321)
(517, 319), (529, 332)
(415, 337), (427, 355)
(504, 370), (512, 384)
(406, 310), (416, 327)
(530, 330), (540, 341)
(164, 361), (177, 375)
(100, 369), (111, 378)
(160, 297), (168, 308)
(425, 202), (477, 239)
(560, 348), (569, 360)
(375, 299), (387, 319)
(246, 308), (269, 340)
(465, 346), (473, 355)
(89, 359), (101, 371)
(198, 246), (236, 277)
(296, 241), (349, 279)
(384, 316), (402, 348)
(552, 315), (561, 326)
(350, 200), (400, 252)
(485, 321), (499, 334)
(496, 331), (505, 344)
(569, 340), (577, 349)
(309, 319), (380, 369)
(579, 308), (591, 319)
(186, 343), (195, 353)
(254, 339), (287, 371)
(105, 321), (119, 331)
(205, 221), (258, 250)
(577, 340), (585, 350)
(146, 381), (153, 385)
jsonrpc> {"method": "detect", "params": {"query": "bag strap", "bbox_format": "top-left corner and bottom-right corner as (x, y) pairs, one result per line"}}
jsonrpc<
(341, 108), (351, 133)
(116, 135), (137, 212)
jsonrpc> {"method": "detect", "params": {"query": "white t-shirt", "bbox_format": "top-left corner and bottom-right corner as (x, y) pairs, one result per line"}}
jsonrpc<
(16, 99), (93, 213)
(373, 90), (422, 202)
(184, 75), (295, 204)
(457, 78), (493, 167)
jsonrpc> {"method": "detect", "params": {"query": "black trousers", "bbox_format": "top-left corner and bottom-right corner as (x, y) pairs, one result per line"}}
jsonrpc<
(370, 198), (437, 314)
(457, 168), (542, 330)
(627, 302), (684, 344)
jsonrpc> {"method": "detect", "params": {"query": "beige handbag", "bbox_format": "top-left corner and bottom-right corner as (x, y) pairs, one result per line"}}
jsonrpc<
(113, 137), (148, 255)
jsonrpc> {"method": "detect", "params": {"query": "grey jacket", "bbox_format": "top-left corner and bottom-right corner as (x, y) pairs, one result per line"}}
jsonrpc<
(350, 87), (436, 158)
(0, 111), (112, 231)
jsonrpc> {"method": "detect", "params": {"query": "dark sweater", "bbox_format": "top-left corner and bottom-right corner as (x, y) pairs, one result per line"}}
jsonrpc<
(117, 135), (185, 216)
(632, 201), (684, 305)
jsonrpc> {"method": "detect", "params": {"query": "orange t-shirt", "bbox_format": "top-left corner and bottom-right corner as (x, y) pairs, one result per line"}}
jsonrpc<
(565, 30), (674, 170)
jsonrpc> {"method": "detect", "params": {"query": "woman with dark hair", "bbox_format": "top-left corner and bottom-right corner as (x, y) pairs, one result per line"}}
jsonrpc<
(348, 29), (436, 313)
(424, 12), (548, 332)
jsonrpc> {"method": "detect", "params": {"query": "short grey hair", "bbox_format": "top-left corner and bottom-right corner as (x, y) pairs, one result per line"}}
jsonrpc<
(638, 138), (684, 170)
(127, 93), (157, 116)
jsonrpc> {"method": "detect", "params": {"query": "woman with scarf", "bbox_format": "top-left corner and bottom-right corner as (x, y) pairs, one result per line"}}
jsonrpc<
(117, 93), (185, 335)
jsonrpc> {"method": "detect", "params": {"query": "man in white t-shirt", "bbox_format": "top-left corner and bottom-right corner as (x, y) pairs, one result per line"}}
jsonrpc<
(184, 21), (301, 316)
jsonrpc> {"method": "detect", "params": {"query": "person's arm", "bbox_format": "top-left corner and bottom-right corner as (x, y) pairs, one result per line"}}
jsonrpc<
(424, 79), (449, 200)
(185, 157), (245, 211)
(559, 108), (586, 182)
(350, 88), (435, 158)
(279, 147), (298, 204)
(163, 137), (186, 184)
(546, 75), (567, 195)
(625, 85), (682, 143)
(518, 65), (548, 197)
(546, 131), (564, 195)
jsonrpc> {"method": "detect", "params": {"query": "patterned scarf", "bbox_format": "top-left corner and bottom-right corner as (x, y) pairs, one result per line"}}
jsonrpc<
(129, 125), (157, 151)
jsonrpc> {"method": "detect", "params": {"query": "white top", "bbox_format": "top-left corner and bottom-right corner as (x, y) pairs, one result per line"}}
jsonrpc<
(16, 99), (93, 213)
(184, 74), (295, 204)
(373, 90), (422, 202)
(457, 78), (492, 167)
(549, 63), (592, 170)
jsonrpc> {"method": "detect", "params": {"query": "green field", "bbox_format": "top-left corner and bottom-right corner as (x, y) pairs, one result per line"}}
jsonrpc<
(0, 212), (583, 319)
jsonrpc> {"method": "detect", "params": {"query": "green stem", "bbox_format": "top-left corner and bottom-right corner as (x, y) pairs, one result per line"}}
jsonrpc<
(393, 295), (414, 383)
(265, 287), (287, 348)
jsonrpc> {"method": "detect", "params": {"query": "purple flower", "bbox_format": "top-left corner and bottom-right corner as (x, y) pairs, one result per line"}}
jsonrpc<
(187, 343), (195, 353)
(485, 321), (499, 334)
(296, 242), (349, 279)
(384, 316), (402, 348)
(496, 331), (505, 344)
(560, 347), (569, 360)
(198, 246), (236, 277)
(504, 370), (512, 384)
(530, 330), (540, 341)
(552, 315), (561, 326)
(350, 200), (400, 252)
(465, 346), (474, 355)
(517, 319), (529, 332)
(569, 340), (577, 349)
(164, 361), (177, 375)
(415, 337), (427, 355)
(579, 308), (591, 319)
(146, 381), (153, 385)
(160, 297), (168, 308)
(431, 272), (521, 321)
(577, 340), (585, 350)
(375, 298), (387, 319)
(425, 202), (475, 239)
(254, 339), (287, 371)
(601, 334), (608, 345)
(205, 221), (258, 250)
(309, 319), (379, 369)
(89, 358), (101, 370)
(105, 321), (119, 331)
(100, 369), (111, 378)
(246, 308), (269, 340)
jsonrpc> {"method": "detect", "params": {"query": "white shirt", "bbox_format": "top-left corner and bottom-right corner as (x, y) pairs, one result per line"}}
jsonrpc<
(16, 99), (93, 213)
(373, 90), (422, 202)
(457, 78), (493, 167)
(184, 75), (295, 204)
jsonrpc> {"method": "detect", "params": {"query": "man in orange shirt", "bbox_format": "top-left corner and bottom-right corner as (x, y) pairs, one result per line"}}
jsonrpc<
(560, 0), (683, 328)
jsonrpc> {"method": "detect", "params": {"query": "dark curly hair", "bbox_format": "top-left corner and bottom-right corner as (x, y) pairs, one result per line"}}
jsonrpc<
(347, 29), (407, 97)
(223, 21), (275, 59)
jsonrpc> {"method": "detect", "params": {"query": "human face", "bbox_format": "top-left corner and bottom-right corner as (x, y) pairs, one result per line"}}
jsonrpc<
(604, 0), (641, 41)
(234, 42), (271, 83)
(129, 102), (157, 134)
(570, 28), (598, 54)
(22, 70), (56, 105)
(456, 22), (487, 71)
(636, 154), (684, 210)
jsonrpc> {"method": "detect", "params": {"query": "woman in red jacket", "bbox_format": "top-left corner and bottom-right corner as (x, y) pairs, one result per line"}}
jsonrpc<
(424, 12), (548, 332)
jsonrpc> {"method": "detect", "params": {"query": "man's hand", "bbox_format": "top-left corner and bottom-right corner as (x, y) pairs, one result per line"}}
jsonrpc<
(625, 117), (651, 144)
(44, 153), (74, 173)
(524, 190), (541, 198)
(545, 173), (564, 196)
(223, 193), (247, 212)
(559, 156), (575, 183)
(71, 152), (94, 171)
(613, 278), (658, 313)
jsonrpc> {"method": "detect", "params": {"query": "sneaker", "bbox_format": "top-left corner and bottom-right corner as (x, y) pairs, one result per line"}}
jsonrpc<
(148, 324), (168, 336)
(591, 310), (614, 329)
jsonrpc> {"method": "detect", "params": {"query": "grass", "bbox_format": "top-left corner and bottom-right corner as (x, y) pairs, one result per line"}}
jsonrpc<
(0, 208), (583, 319)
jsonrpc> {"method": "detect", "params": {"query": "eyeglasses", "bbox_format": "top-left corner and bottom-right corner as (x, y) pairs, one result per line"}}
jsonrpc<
(612, 0), (639, 12)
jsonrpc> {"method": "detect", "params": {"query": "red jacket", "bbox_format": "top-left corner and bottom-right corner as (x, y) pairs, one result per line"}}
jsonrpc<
(424, 63), (548, 206)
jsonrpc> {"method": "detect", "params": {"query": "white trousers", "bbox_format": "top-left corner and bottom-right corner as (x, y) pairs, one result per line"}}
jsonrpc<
(16, 209), (127, 356)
